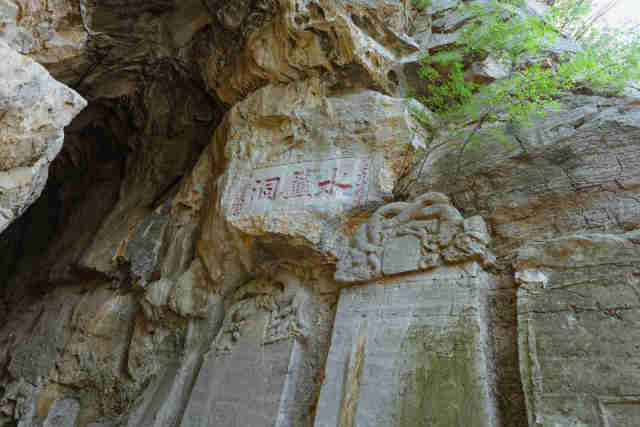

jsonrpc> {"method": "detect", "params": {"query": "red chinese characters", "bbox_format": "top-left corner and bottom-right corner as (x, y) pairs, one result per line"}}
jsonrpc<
(231, 175), (281, 217)
(284, 168), (313, 199)
(315, 167), (354, 197)
(230, 159), (370, 217)
(251, 177), (281, 201)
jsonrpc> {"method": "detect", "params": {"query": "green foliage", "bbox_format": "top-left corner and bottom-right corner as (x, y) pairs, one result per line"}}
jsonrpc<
(418, 51), (479, 113)
(548, 0), (640, 89)
(417, 0), (559, 117)
(395, 0), (639, 198)
(415, 0), (640, 126)
(411, 0), (432, 10)
(546, 0), (593, 34)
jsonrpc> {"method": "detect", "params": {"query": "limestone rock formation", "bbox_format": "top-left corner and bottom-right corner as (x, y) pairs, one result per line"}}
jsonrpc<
(0, 40), (86, 234)
(0, 0), (88, 79)
(1, 0), (639, 426)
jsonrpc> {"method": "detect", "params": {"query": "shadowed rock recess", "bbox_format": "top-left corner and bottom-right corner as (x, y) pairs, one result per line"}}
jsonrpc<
(0, 0), (639, 426)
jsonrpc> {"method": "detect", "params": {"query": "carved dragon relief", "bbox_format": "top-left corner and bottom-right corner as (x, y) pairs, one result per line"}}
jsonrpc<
(335, 191), (492, 282)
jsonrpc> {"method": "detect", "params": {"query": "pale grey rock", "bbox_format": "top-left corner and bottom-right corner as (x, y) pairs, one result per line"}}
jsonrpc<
(517, 233), (640, 426)
(180, 269), (336, 427)
(399, 81), (640, 427)
(42, 399), (80, 427)
(205, 0), (421, 105)
(0, 379), (36, 426)
(468, 54), (511, 82)
(432, 9), (472, 33)
(427, 31), (460, 52)
(55, 288), (140, 417)
(124, 314), (224, 427)
(314, 264), (497, 427)
(427, 0), (462, 14)
(168, 259), (216, 318)
(16, 402), (37, 427)
(142, 279), (176, 323)
(6, 295), (77, 384)
(216, 78), (427, 258)
(382, 235), (421, 275)
(464, 215), (490, 244)
(411, 95), (640, 256)
(0, 40), (86, 234)
(0, 0), (87, 77)
(0, 0), (638, 426)
(0, 0), (19, 21)
(336, 191), (489, 282)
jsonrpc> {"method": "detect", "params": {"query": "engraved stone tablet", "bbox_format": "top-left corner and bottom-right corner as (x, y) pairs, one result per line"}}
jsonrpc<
(382, 235), (421, 275)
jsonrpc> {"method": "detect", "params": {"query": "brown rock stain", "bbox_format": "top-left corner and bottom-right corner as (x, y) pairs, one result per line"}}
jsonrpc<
(338, 321), (367, 427)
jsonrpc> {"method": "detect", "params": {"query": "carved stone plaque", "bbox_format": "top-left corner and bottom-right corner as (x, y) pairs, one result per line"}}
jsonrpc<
(382, 235), (421, 275)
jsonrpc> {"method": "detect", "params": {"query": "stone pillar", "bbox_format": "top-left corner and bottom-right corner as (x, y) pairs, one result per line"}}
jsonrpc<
(179, 269), (335, 427)
(314, 265), (495, 427)
(314, 192), (498, 427)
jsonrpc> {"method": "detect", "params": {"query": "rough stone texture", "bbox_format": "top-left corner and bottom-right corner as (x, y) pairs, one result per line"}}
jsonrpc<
(42, 399), (79, 427)
(315, 264), (496, 427)
(0, 40), (85, 234)
(335, 191), (490, 282)
(0, 0), (87, 78)
(516, 232), (640, 427)
(409, 95), (640, 256)
(217, 78), (427, 252)
(202, 0), (425, 105)
(1, 0), (639, 426)
(0, 282), (139, 426)
(180, 268), (336, 427)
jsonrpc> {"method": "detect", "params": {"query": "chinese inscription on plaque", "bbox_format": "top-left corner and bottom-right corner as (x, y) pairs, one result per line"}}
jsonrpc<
(229, 158), (370, 217)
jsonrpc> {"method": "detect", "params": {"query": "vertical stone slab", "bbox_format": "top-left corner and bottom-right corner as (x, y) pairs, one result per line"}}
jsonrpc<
(516, 234), (640, 426)
(314, 263), (496, 427)
(181, 321), (294, 426)
(179, 272), (335, 427)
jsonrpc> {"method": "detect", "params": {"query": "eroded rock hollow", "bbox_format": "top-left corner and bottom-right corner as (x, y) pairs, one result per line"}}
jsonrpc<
(1, 0), (639, 426)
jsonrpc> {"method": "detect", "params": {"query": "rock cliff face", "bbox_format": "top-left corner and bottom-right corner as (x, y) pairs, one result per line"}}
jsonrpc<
(1, 0), (639, 426)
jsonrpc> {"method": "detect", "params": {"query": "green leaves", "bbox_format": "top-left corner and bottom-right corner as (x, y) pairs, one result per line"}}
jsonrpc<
(415, 0), (639, 132)
(411, 0), (433, 10)
(401, 0), (638, 196)
(418, 51), (479, 113)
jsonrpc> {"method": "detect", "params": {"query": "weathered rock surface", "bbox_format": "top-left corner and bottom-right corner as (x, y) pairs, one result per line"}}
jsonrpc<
(335, 191), (490, 282)
(0, 0), (87, 79)
(180, 268), (336, 427)
(1, 0), (639, 426)
(316, 263), (496, 427)
(516, 232), (640, 427)
(0, 40), (85, 234)
(218, 78), (426, 252)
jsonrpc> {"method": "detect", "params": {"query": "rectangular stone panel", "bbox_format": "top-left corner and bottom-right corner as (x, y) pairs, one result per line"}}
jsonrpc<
(227, 157), (370, 218)
(179, 285), (334, 427)
(518, 260), (640, 427)
(382, 235), (421, 276)
(180, 313), (295, 427)
(314, 264), (496, 427)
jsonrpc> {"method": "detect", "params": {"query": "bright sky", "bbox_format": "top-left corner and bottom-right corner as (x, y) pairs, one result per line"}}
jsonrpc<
(594, 0), (639, 27)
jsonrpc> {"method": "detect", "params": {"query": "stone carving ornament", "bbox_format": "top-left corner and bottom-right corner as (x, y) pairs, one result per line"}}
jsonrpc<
(336, 191), (491, 282)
